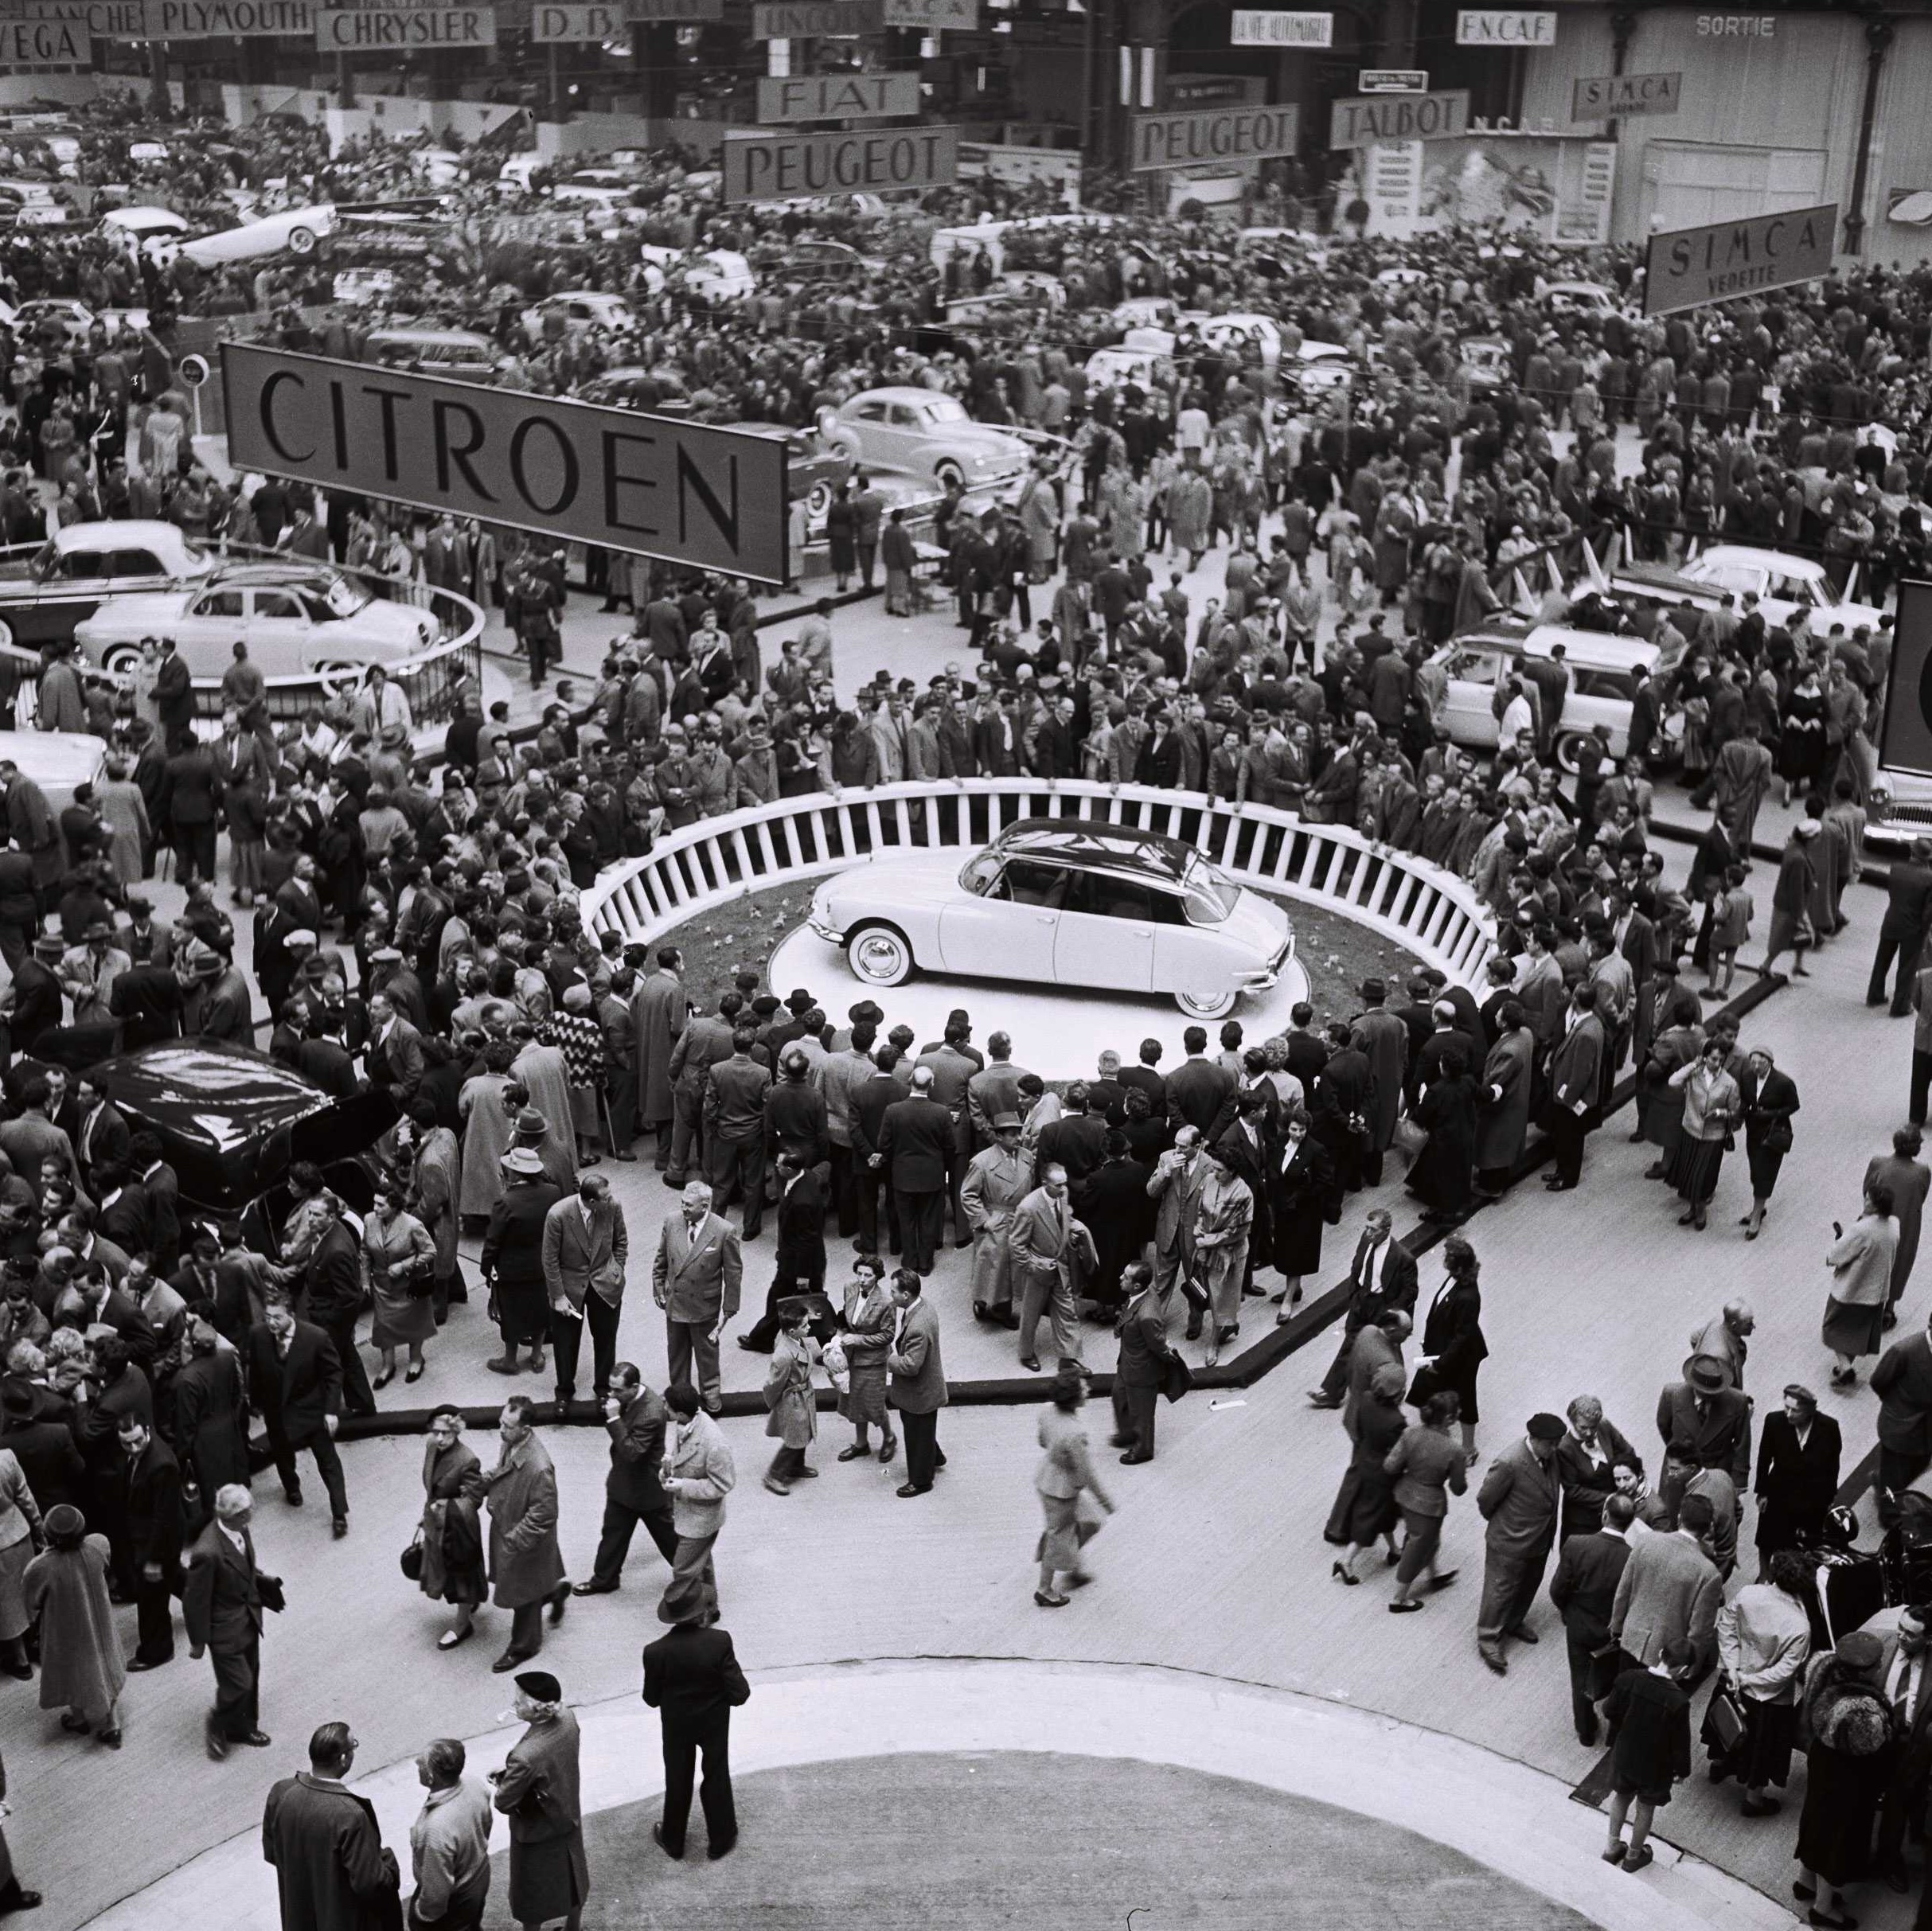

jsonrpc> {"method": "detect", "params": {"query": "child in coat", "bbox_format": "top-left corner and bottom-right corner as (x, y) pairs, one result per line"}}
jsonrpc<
(1602, 1640), (1696, 1873)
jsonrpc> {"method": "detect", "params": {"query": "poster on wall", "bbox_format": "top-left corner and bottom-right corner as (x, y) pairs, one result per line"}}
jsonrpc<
(1364, 140), (1423, 235)
(1345, 133), (1618, 243)
(1229, 10), (1332, 46)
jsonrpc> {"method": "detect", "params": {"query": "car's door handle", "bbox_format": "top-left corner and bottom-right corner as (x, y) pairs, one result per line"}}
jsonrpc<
(1036, 914), (1056, 924)
(1130, 927), (1152, 936)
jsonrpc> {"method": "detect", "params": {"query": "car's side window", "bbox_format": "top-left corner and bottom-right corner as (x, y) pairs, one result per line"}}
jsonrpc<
(55, 550), (103, 580)
(108, 551), (165, 578)
(1068, 872), (1156, 923)
(1001, 859), (1067, 910)
(197, 590), (245, 618)
(1450, 648), (1500, 686)
(1573, 667), (1634, 701)
(252, 591), (305, 621)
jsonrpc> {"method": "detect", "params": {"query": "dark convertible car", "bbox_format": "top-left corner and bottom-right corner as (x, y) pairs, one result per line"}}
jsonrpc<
(83, 1042), (396, 1246)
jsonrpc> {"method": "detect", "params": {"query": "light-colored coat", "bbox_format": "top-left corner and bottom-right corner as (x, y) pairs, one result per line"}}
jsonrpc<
(959, 1143), (1032, 1305)
(653, 1210), (742, 1324)
(1610, 1527), (1723, 1664)
(485, 1432), (565, 1609)
(663, 1409), (736, 1538)
(888, 1296), (948, 1413)
(1147, 1146), (1208, 1260)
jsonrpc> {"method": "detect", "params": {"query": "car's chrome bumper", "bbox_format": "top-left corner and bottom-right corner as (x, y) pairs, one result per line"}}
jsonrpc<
(808, 916), (846, 944)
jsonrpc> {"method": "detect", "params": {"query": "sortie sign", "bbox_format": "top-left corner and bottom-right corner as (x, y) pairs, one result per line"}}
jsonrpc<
(748, 0), (874, 32)
(314, 3), (494, 48)
(221, 343), (790, 585)
(755, 72), (921, 122)
(1643, 202), (1837, 316)
(1130, 104), (1300, 172)
(722, 123), (958, 201)
(1329, 87), (1469, 150)
(1229, 9), (1332, 45)
(532, 2), (619, 39)
(1571, 70), (1681, 118)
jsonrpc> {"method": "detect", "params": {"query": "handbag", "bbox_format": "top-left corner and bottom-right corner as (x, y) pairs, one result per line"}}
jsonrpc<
(399, 1535), (424, 1582)
(1701, 1679), (1748, 1762)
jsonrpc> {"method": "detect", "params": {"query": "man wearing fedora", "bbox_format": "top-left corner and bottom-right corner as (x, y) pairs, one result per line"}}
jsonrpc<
(643, 1574), (751, 1862)
(482, 1397), (570, 1675)
(1657, 1354), (1751, 1520)
(484, 1150), (567, 1379)
(490, 1668), (588, 1930)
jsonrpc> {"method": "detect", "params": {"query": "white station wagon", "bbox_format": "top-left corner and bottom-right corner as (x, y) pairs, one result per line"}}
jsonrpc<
(808, 819), (1294, 1020)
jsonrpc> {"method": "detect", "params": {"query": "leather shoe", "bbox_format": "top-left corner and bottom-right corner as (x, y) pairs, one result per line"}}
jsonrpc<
(652, 1824), (684, 1861)
(1306, 1392), (1341, 1409)
(1120, 1453), (1151, 1465)
(126, 1655), (170, 1672)
(572, 1579), (619, 1596)
(548, 1584), (570, 1626)
(1479, 1645), (1508, 1676)
(707, 1835), (737, 1861)
(1018, 1355), (1040, 1371)
(282, 1486), (303, 1506)
(332, 1516), (348, 1539)
(237, 1730), (272, 1748)
(491, 1651), (532, 1673)
(896, 1482), (931, 1497)
(0, 1889), (41, 1912)
(205, 1728), (228, 1761)
(1506, 1624), (1539, 1644)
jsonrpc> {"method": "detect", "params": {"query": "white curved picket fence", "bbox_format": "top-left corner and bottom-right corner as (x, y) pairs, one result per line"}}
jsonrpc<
(579, 778), (1498, 993)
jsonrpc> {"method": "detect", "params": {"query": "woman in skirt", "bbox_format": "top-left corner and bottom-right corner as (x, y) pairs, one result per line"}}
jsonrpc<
(416, 1405), (488, 1651)
(1665, 1040), (1742, 1231)
(1330, 1363), (1408, 1585)
(1033, 1372), (1114, 1609)
(1270, 1108), (1335, 1319)
(1711, 1549), (1813, 1816)
(1824, 1179), (1899, 1387)
(363, 1176), (437, 1389)
(836, 1254), (897, 1466)
(1740, 1046), (1800, 1240)
(1794, 1630), (1895, 1930)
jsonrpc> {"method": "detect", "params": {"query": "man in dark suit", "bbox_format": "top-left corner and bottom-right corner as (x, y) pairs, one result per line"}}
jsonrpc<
(1110, 1262), (1177, 1464)
(1037, 1083), (1108, 1184)
(1165, 1028), (1235, 1136)
(1117, 1040), (1167, 1115)
(877, 1066), (954, 1275)
(93, 1164), (151, 1261)
(738, 1152), (827, 1354)
(262, 1722), (400, 1928)
(1549, 1492), (1636, 1745)
(1544, 987), (1606, 1191)
(302, 1195), (376, 1419)
(643, 1573), (752, 1861)
(362, 992), (425, 1110)
(71, 1073), (130, 1188)
(160, 731), (221, 887)
(4, 934), (64, 1061)
(130, 1132), (181, 1275)
(119, 1411), (183, 1671)
(182, 1482), (279, 1758)
(1874, 1311), (1932, 1496)
(154, 637), (194, 743)
(247, 1298), (351, 1535)
(1871, 837), (1932, 1016)
(1309, 1209), (1418, 1407)
(850, 1048), (904, 1255)
(574, 1363), (677, 1597)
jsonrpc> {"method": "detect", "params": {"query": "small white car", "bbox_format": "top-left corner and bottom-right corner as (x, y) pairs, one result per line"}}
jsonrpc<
(639, 245), (755, 303)
(76, 564), (439, 685)
(520, 290), (637, 344)
(181, 202), (336, 267)
(1598, 540), (1888, 639)
(831, 388), (1032, 492)
(808, 818), (1294, 1020)
(98, 205), (190, 257)
(1543, 279), (1619, 316)
(1195, 312), (1282, 369)
(1086, 326), (1175, 392)
(6, 297), (146, 346)
(1431, 622), (1679, 770)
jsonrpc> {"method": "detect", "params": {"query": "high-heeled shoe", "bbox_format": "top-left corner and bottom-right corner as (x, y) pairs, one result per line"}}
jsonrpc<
(372, 1367), (396, 1391)
(405, 1363), (424, 1383)
(1331, 1561), (1359, 1586)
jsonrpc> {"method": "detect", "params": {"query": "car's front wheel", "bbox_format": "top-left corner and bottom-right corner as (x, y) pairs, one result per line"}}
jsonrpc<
(0, 615), (17, 653)
(100, 642), (141, 679)
(847, 922), (915, 988)
(1174, 985), (1238, 1020)
(287, 225), (318, 256)
(317, 660), (369, 696)
(935, 460), (965, 490)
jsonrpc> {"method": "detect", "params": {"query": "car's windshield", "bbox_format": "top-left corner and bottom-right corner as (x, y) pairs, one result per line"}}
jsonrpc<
(959, 850), (1001, 895)
(1183, 857), (1240, 923)
(922, 396), (968, 425)
(318, 575), (369, 618)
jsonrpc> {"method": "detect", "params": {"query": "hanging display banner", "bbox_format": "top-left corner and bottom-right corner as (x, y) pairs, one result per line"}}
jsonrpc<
(1571, 70), (1680, 118)
(1229, 10), (1332, 45)
(625, 0), (720, 18)
(314, 3), (494, 46)
(880, 0), (974, 25)
(722, 123), (958, 200)
(222, 342), (790, 584)
(0, 14), (80, 52)
(1329, 87), (1469, 149)
(146, 0), (310, 32)
(1454, 9), (1555, 43)
(1642, 201), (1837, 315)
(755, 70), (920, 120)
(532, 2), (620, 37)
(748, 0), (872, 31)
(1129, 103), (1300, 171)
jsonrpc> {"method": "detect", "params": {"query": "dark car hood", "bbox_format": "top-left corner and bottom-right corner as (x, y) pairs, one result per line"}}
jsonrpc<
(88, 1042), (397, 1211)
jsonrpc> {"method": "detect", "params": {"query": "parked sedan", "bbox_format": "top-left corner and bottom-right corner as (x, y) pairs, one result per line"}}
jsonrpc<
(807, 818), (1294, 1020)
(520, 288), (637, 343)
(76, 564), (439, 685)
(832, 387), (1032, 491)
(1590, 538), (1888, 639)
(0, 519), (213, 653)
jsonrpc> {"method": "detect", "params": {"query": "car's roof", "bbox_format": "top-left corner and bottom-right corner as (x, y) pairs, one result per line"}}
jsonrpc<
(992, 817), (1202, 884)
(848, 386), (945, 405)
(1697, 545), (1822, 576)
(53, 519), (187, 554)
(1523, 623), (1657, 668)
(201, 561), (336, 586)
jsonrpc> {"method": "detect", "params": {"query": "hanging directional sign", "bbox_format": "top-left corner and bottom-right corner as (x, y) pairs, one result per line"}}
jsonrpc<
(1571, 70), (1680, 118)
(1642, 203), (1838, 316)
(1130, 103), (1300, 171)
(748, 0), (873, 32)
(1358, 68), (1427, 90)
(755, 71), (920, 121)
(532, 1), (621, 38)
(723, 123), (958, 200)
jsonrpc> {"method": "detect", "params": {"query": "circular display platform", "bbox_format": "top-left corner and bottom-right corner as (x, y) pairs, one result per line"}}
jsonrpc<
(766, 925), (1311, 1079)
(534, 1750), (1601, 1929)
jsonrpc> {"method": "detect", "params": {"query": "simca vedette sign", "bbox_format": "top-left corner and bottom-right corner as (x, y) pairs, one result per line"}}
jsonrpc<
(1642, 203), (1837, 315)
(1571, 70), (1680, 119)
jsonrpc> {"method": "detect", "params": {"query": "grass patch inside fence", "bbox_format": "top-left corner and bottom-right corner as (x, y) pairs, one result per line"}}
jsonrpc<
(659, 880), (1423, 1028)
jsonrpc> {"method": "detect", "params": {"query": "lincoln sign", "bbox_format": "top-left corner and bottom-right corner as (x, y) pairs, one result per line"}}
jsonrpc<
(1643, 203), (1838, 316)
(1129, 105), (1299, 172)
(221, 344), (789, 585)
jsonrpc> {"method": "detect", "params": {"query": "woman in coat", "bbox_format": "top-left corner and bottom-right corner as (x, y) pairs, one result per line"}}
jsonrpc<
(363, 1176), (436, 1390)
(1795, 1629), (1895, 1929)
(1168, 467), (1214, 568)
(1779, 668), (1830, 806)
(1761, 821), (1819, 979)
(1665, 1040), (1742, 1231)
(21, 1505), (119, 1746)
(170, 1309), (250, 1508)
(457, 1042), (518, 1222)
(1712, 1548), (1813, 1814)
(1753, 1384), (1840, 1577)
(825, 486), (857, 591)
(1473, 1005), (1533, 1196)
(1270, 1108), (1335, 1319)
(1385, 1390), (1469, 1609)
(1408, 1045), (1478, 1226)
(416, 1404), (488, 1651)
(95, 759), (148, 887)
(1034, 1371), (1114, 1609)
(1741, 1046), (1799, 1240)
(1409, 1236), (1487, 1465)
(762, 1299), (821, 1496)
(1332, 1361), (1408, 1583)
(410, 1108), (463, 1320)
(0, 1447), (41, 1679)
(836, 1255), (896, 1466)
(1825, 1179), (1899, 1387)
